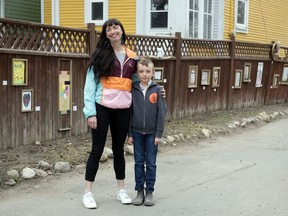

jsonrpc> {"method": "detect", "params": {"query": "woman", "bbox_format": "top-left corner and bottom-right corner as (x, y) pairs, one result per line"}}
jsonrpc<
(82, 18), (138, 209)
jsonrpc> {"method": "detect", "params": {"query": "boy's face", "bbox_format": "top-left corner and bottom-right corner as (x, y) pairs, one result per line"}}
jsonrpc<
(137, 63), (154, 84)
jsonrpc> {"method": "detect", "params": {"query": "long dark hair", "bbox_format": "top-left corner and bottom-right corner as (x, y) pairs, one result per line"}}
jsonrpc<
(87, 19), (127, 80)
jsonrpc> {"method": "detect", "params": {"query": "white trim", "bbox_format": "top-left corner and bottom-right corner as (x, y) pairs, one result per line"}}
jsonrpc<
(41, 0), (44, 23)
(136, 0), (144, 34)
(214, 0), (224, 39)
(0, 0), (5, 18)
(52, 0), (59, 25)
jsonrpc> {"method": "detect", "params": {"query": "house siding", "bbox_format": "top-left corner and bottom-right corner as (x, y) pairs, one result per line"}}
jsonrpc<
(224, 0), (288, 46)
(59, 0), (85, 28)
(44, 0), (52, 25)
(42, 0), (135, 32)
(108, 0), (136, 34)
(223, 0), (234, 40)
(5, 0), (41, 22)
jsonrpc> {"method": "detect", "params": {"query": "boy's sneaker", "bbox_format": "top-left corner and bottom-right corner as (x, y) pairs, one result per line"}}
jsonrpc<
(117, 189), (132, 204)
(82, 192), (97, 209)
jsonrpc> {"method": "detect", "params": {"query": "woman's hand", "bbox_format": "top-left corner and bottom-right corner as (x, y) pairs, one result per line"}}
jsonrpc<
(87, 116), (97, 129)
(127, 137), (133, 145)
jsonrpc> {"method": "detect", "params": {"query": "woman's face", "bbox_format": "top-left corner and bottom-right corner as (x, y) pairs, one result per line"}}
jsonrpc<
(106, 24), (123, 44)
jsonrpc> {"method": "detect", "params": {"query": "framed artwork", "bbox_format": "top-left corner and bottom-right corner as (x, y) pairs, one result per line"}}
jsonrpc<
(255, 62), (264, 87)
(201, 69), (211, 85)
(243, 63), (251, 82)
(21, 89), (33, 112)
(272, 74), (279, 88)
(188, 65), (198, 88)
(12, 58), (28, 86)
(212, 67), (220, 87)
(153, 67), (164, 83)
(234, 69), (242, 89)
(281, 64), (288, 83)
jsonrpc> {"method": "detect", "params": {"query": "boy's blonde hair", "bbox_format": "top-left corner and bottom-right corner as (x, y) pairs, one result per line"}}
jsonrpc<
(137, 56), (154, 72)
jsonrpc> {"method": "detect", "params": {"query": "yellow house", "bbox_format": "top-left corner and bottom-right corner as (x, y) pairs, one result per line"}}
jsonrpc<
(42, 0), (288, 46)
(43, 0), (136, 33)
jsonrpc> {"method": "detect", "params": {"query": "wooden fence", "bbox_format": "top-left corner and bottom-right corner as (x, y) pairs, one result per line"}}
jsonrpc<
(1, 19), (288, 150)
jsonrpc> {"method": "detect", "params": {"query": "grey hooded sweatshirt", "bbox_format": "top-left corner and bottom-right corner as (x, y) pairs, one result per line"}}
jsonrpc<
(129, 81), (167, 138)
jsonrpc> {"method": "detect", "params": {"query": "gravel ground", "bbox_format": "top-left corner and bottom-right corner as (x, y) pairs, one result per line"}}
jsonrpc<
(0, 103), (287, 190)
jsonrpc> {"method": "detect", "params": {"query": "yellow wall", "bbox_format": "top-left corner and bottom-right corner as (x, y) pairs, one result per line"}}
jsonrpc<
(44, 0), (52, 25)
(59, 1), (85, 28)
(223, 0), (234, 40)
(108, 0), (136, 34)
(43, 0), (136, 32)
(224, 0), (288, 46)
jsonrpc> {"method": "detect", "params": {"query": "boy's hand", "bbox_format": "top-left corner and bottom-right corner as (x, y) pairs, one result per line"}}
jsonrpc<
(154, 137), (161, 145)
(127, 137), (133, 145)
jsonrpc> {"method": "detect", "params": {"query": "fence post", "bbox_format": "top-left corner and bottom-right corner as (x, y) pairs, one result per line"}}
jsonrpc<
(264, 43), (274, 105)
(171, 32), (182, 119)
(227, 34), (235, 110)
(87, 23), (96, 55)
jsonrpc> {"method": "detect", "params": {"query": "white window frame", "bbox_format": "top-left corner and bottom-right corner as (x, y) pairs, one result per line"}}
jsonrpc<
(84, 0), (108, 26)
(188, 0), (213, 39)
(147, 0), (172, 36)
(41, 0), (44, 23)
(0, 0), (5, 18)
(52, 0), (59, 25)
(235, 0), (249, 33)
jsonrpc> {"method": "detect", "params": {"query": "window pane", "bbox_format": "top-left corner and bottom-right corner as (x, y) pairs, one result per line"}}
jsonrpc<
(204, 14), (212, 39)
(204, 0), (212, 13)
(237, 1), (245, 25)
(189, 11), (198, 38)
(151, 12), (168, 28)
(151, 0), (168, 11)
(91, 2), (103, 20)
(189, 0), (199, 10)
(194, 13), (198, 38)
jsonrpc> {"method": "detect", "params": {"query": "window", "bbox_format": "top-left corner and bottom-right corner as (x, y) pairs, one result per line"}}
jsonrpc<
(189, 0), (199, 38)
(235, 0), (249, 32)
(203, 0), (212, 39)
(150, 0), (169, 28)
(189, 0), (213, 39)
(85, 0), (107, 25)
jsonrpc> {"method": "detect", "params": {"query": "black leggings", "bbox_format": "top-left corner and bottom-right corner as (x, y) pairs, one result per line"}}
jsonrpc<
(85, 103), (130, 182)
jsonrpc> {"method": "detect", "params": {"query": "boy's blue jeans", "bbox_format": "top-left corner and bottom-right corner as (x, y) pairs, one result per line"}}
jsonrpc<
(132, 132), (158, 193)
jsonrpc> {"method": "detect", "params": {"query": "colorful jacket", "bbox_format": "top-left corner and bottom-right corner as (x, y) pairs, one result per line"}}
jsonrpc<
(129, 81), (167, 138)
(83, 47), (138, 118)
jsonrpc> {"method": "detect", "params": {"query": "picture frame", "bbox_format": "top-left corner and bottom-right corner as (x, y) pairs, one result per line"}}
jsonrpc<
(21, 89), (33, 112)
(243, 63), (251, 82)
(153, 67), (164, 83)
(272, 74), (279, 88)
(234, 69), (242, 89)
(12, 58), (28, 86)
(212, 67), (220, 87)
(188, 65), (198, 88)
(281, 64), (288, 84)
(255, 62), (264, 87)
(201, 69), (211, 85)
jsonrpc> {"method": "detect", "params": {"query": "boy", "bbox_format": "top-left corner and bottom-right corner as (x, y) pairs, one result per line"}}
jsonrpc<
(128, 57), (167, 206)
